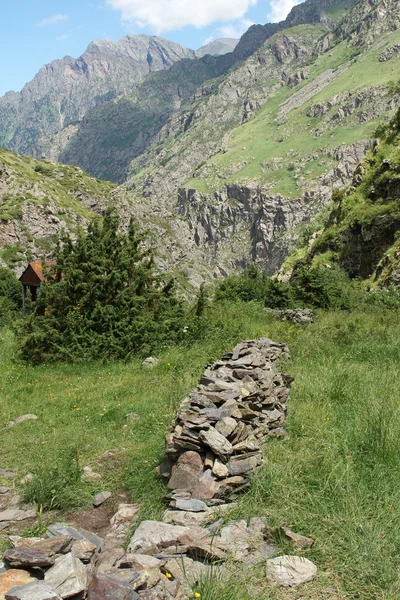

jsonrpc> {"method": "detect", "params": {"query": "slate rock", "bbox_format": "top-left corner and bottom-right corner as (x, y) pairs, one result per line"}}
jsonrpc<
(5, 581), (62, 600)
(71, 540), (97, 563)
(3, 415), (38, 429)
(141, 357), (159, 369)
(3, 547), (55, 569)
(172, 498), (208, 513)
(0, 488), (9, 495)
(215, 417), (237, 439)
(280, 527), (314, 550)
(227, 456), (258, 476)
(0, 571), (36, 599)
(0, 470), (16, 479)
(44, 553), (87, 598)
(191, 469), (219, 500)
(212, 459), (229, 479)
(266, 555), (318, 587)
(10, 536), (73, 556)
(162, 510), (211, 527)
(47, 524), (103, 552)
(199, 428), (233, 456)
(128, 521), (189, 554)
(167, 451), (203, 491)
(87, 573), (139, 599)
(125, 413), (140, 424)
(81, 466), (101, 480)
(0, 509), (36, 523)
(93, 491), (112, 507)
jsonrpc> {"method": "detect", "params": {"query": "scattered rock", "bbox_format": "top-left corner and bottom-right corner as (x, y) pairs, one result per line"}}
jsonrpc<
(125, 413), (140, 422)
(5, 581), (62, 600)
(47, 524), (103, 552)
(81, 467), (101, 480)
(0, 471), (16, 479)
(0, 571), (36, 600)
(3, 547), (55, 569)
(3, 415), (38, 430)
(280, 526), (314, 550)
(19, 474), (33, 486)
(87, 573), (139, 600)
(266, 555), (318, 587)
(44, 554), (87, 598)
(9, 536), (74, 556)
(0, 488), (9, 495)
(141, 357), (160, 369)
(93, 491), (112, 507)
(170, 498), (208, 513)
(0, 510), (36, 523)
(274, 308), (314, 325)
(71, 540), (97, 563)
(128, 521), (189, 554)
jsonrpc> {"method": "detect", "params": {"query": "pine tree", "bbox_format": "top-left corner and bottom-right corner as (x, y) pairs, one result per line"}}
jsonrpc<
(20, 209), (186, 364)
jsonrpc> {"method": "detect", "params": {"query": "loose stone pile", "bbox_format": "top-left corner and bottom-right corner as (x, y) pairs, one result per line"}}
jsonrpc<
(160, 338), (291, 505)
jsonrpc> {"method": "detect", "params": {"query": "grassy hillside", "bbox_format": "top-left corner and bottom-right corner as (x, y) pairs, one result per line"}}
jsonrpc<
(185, 26), (400, 197)
(0, 149), (124, 269)
(2, 302), (400, 599)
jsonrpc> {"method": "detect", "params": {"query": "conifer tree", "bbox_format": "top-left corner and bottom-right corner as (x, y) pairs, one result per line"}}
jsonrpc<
(20, 209), (186, 363)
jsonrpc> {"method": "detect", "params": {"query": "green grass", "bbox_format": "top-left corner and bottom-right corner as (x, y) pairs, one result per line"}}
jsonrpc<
(2, 304), (400, 598)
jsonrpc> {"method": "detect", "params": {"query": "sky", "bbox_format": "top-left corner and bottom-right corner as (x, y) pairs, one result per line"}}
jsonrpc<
(0, 0), (302, 96)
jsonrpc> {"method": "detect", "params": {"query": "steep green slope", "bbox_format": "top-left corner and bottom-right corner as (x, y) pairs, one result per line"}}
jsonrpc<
(0, 149), (122, 270)
(284, 107), (400, 285)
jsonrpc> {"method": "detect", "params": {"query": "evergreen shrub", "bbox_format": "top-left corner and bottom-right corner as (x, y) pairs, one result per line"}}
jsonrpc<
(0, 267), (22, 325)
(19, 209), (187, 364)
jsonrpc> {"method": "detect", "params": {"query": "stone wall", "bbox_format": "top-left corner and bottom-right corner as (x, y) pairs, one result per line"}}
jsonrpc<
(161, 337), (291, 504)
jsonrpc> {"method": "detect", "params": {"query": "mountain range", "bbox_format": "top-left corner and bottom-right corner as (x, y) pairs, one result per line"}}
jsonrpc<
(0, 0), (399, 291)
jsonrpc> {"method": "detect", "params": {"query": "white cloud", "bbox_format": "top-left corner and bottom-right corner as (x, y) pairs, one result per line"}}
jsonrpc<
(56, 33), (70, 41)
(38, 14), (69, 27)
(106, 0), (257, 32)
(267, 0), (301, 22)
(218, 18), (254, 38)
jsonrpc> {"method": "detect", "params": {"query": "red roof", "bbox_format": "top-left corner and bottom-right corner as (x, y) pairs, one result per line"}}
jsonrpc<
(19, 261), (56, 285)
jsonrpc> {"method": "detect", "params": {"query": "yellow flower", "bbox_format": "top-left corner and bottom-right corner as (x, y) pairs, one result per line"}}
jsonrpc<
(194, 594), (201, 599)
(165, 572), (173, 580)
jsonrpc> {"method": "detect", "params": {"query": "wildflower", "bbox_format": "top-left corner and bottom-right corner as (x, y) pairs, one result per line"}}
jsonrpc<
(194, 594), (201, 599)
(168, 363), (171, 367)
(165, 572), (173, 580)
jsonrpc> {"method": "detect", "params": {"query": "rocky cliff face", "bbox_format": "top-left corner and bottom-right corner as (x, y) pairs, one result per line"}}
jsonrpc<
(0, 36), (196, 157)
(283, 108), (400, 286)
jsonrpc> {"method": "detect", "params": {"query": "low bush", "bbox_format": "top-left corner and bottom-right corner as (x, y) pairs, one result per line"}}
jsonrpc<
(215, 264), (362, 311)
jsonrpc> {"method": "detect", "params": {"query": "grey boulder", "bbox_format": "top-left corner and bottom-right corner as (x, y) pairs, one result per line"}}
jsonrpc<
(266, 555), (318, 587)
(5, 581), (62, 600)
(44, 554), (87, 598)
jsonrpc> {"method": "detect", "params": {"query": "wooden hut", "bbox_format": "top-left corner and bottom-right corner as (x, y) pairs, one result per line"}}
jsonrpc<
(19, 261), (54, 307)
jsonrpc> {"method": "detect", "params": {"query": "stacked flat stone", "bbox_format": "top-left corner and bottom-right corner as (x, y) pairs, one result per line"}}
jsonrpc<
(163, 338), (291, 502)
